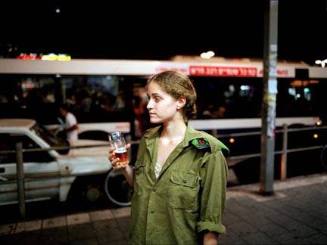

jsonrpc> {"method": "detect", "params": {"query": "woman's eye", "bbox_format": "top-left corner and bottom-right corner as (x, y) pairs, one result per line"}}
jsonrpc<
(153, 96), (161, 102)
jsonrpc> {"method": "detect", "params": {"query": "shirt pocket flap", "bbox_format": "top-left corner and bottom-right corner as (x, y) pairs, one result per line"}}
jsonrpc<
(170, 172), (198, 188)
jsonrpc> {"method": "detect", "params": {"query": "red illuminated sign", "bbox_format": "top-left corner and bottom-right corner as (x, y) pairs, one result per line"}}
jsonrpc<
(16, 53), (41, 60)
(189, 66), (258, 77)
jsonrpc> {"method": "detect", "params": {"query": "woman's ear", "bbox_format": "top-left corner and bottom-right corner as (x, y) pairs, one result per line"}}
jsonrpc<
(177, 96), (186, 110)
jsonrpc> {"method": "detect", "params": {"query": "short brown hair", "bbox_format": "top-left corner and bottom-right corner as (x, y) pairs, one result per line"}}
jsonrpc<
(147, 70), (197, 121)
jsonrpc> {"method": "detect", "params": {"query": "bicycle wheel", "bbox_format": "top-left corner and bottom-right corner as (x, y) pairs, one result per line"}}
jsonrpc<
(104, 168), (132, 206)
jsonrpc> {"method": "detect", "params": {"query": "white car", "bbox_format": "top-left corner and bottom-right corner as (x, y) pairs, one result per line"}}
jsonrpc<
(0, 119), (117, 206)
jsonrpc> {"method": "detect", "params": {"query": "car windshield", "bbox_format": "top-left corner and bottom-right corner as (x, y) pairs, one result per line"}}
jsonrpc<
(31, 123), (69, 153)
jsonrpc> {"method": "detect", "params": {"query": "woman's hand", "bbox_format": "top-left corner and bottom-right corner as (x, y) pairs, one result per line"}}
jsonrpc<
(108, 143), (134, 187)
(108, 143), (131, 169)
(203, 232), (219, 245)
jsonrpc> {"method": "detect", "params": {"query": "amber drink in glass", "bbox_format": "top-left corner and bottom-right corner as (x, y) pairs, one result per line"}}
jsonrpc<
(109, 131), (128, 165)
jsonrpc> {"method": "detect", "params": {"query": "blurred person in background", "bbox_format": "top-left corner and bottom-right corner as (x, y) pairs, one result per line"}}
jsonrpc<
(109, 70), (229, 245)
(59, 103), (79, 144)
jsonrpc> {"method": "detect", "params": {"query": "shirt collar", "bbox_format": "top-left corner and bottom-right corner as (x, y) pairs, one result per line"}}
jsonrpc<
(144, 124), (204, 147)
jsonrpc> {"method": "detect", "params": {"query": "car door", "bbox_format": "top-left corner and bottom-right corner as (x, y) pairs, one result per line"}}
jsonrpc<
(0, 133), (60, 205)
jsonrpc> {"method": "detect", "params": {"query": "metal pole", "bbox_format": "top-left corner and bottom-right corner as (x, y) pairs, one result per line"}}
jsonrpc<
(280, 124), (288, 180)
(16, 142), (26, 218)
(260, 0), (279, 195)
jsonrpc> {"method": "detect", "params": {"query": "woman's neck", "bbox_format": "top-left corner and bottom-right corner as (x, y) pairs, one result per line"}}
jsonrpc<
(161, 119), (187, 140)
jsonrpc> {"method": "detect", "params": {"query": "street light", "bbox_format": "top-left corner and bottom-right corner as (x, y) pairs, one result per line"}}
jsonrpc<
(315, 59), (327, 68)
(200, 51), (215, 59)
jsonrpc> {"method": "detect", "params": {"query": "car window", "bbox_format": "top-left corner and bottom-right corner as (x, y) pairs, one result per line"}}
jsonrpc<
(0, 133), (55, 163)
(31, 124), (67, 147)
(31, 124), (70, 155)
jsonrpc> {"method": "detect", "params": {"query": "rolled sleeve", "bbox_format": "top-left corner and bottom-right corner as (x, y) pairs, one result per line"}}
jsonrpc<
(197, 221), (226, 234)
(197, 150), (228, 234)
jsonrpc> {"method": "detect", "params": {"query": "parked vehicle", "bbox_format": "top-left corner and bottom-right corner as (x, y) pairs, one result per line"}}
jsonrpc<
(0, 119), (115, 206)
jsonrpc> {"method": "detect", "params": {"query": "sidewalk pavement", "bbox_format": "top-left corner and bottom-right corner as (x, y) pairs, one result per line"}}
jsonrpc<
(1, 173), (327, 245)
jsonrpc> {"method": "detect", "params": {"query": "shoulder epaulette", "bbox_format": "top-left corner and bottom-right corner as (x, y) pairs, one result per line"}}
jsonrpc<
(191, 138), (210, 150)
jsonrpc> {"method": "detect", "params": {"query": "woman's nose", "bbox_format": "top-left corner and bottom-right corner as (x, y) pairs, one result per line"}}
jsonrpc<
(147, 99), (153, 109)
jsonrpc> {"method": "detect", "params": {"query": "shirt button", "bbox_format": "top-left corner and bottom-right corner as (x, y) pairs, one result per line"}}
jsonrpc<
(183, 179), (187, 183)
(150, 210), (155, 214)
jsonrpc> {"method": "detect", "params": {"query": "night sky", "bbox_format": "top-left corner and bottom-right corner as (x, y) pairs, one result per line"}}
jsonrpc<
(0, 0), (326, 64)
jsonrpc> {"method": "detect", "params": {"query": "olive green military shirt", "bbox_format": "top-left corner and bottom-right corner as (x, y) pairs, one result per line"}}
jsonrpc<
(130, 125), (229, 245)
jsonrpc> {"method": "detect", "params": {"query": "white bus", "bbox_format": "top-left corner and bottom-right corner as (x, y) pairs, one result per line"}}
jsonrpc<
(1, 57), (326, 185)
(0, 57), (325, 131)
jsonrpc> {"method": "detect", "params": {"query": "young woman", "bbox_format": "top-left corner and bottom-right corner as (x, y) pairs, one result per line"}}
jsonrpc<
(108, 70), (229, 245)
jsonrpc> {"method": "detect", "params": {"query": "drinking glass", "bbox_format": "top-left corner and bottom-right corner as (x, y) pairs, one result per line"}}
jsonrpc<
(108, 131), (128, 165)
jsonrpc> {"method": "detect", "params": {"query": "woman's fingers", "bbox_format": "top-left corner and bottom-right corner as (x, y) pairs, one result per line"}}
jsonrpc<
(110, 156), (128, 170)
(108, 144), (130, 169)
(110, 157), (120, 167)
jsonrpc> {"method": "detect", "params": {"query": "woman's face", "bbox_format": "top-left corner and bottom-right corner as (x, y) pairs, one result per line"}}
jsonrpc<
(146, 82), (180, 124)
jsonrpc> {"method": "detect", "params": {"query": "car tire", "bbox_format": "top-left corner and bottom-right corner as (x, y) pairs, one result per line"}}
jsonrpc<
(68, 176), (105, 206)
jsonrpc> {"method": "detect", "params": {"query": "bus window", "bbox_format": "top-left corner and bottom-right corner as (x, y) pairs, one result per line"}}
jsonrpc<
(276, 79), (322, 117)
(193, 77), (262, 119)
